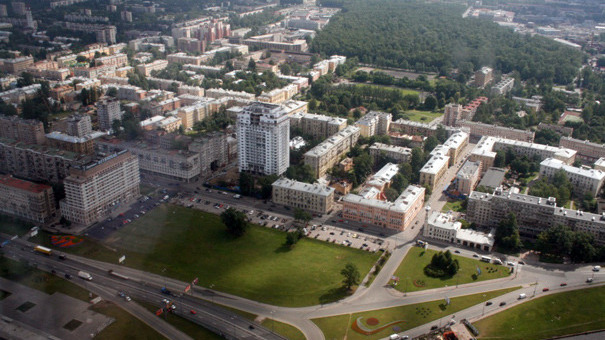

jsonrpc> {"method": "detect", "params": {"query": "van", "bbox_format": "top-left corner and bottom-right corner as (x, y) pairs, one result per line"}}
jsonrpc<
(593, 265), (601, 272)
(480, 256), (491, 263)
(518, 293), (527, 299)
(493, 258), (503, 265)
(389, 335), (400, 340)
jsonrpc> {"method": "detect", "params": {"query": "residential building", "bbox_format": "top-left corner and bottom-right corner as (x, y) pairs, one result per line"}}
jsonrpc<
(354, 111), (392, 137)
(491, 77), (515, 96)
(595, 158), (605, 172)
(0, 114), (47, 145)
(0, 56), (34, 74)
(512, 95), (542, 112)
(304, 126), (360, 178)
(289, 112), (347, 139)
(66, 114), (92, 137)
(423, 211), (495, 251)
(559, 136), (605, 162)
(0, 84), (41, 105)
(0, 175), (56, 224)
(257, 84), (298, 104)
(474, 66), (493, 88)
(419, 154), (449, 190)
(94, 53), (128, 67)
(537, 123), (573, 137)
(331, 180), (352, 195)
(458, 121), (534, 142)
(453, 160), (481, 196)
(188, 132), (229, 178)
(46, 132), (96, 155)
(366, 163), (399, 192)
(368, 143), (411, 164)
(237, 102), (290, 176)
(342, 185), (425, 231)
(443, 103), (463, 126)
(441, 131), (469, 165)
(272, 177), (335, 215)
(136, 59), (169, 76)
(97, 97), (122, 131)
(540, 158), (605, 197)
(466, 187), (605, 245)
(60, 151), (140, 226)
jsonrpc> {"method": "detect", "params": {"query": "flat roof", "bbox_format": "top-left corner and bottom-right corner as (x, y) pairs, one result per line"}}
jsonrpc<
(272, 177), (334, 197)
(457, 160), (481, 179)
(0, 175), (51, 193)
(420, 155), (449, 175)
(478, 167), (507, 189)
(541, 158), (605, 180)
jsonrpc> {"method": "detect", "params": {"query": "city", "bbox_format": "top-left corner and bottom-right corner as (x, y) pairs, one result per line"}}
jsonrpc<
(0, 0), (605, 339)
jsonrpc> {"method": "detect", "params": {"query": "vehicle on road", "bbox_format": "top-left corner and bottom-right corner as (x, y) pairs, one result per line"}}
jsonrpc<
(518, 293), (527, 299)
(587, 278), (593, 283)
(78, 271), (93, 281)
(518, 260), (525, 265)
(161, 287), (172, 295)
(454, 250), (460, 253)
(593, 265), (601, 272)
(64, 273), (71, 279)
(58, 254), (66, 260)
(493, 258), (503, 265)
(108, 269), (130, 280)
(485, 301), (493, 306)
(431, 325), (438, 330)
(560, 283), (567, 286)
(34, 245), (52, 256)
(480, 256), (492, 263)
(499, 302), (506, 306)
(190, 310), (196, 314)
(542, 288), (550, 292)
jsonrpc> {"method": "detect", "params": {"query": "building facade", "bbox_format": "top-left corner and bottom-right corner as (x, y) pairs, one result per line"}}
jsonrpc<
(289, 112), (347, 139)
(559, 136), (605, 162)
(304, 126), (360, 178)
(423, 211), (494, 251)
(272, 178), (335, 215)
(369, 143), (412, 164)
(66, 114), (92, 137)
(237, 102), (290, 176)
(354, 111), (392, 137)
(453, 160), (482, 196)
(0, 114), (47, 145)
(97, 97), (122, 131)
(60, 151), (140, 226)
(539, 158), (605, 197)
(0, 175), (56, 224)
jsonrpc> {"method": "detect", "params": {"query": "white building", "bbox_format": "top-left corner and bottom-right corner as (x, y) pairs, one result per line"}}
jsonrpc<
(368, 143), (412, 163)
(272, 177), (335, 214)
(423, 211), (495, 252)
(354, 111), (391, 137)
(237, 102), (290, 176)
(540, 158), (605, 197)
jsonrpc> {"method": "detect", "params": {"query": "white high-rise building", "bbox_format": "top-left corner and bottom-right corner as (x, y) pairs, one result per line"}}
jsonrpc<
(97, 97), (122, 131)
(237, 102), (290, 176)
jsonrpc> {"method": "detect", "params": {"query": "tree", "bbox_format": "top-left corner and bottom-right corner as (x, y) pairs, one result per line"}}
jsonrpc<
(285, 229), (304, 248)
(423, 136), (439, 153)
(536, 225), (574, 258)
(384, 187), (399, 201)
(496, 212), (522, 251)
(248, 58), (256, 71)
(423, 95), (437, 111)
(17, 72), (34, 87)
(570, 232), (596, 263)
(410, 147), (424, 174)
(424, 250), (459, 277)
(220, 208), (249, 237)
(293, 208), (312, 225)
(341, 263), (360, 290)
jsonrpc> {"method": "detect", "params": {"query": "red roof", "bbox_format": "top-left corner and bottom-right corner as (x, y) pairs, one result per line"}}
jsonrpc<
(0, 175), (51, 193)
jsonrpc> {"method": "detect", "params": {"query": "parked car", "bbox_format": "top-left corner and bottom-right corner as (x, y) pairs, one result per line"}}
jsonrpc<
(499, 302), (506, 306)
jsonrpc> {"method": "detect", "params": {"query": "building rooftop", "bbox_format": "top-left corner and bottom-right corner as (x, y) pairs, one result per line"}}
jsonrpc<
(272, 177), (334, 197)
(304, 126), (360, 158)
(420, 155), (450, 175)
(343, 185), (424, 213)
(541, 158), (605, 181)
(369, 142), (411, 156)
(0, 175), (51, 193)
(478, 167), (507, 189)
(457, 160), (481, 180)
(457, 228), (495, 246)
(367, 163), (399, 188)
(428, 211), (461, 231)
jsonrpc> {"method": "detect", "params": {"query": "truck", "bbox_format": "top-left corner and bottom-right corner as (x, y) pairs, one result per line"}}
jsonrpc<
(108, 269), (130, 280)
(33, 245), (52, 256)
(480, 256), (492, 263)
(78, 271), (93, 281)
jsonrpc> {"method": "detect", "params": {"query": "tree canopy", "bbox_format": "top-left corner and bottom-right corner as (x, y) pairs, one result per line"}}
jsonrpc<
(341, 263), (361, 290)
(220, 208), (249, 237)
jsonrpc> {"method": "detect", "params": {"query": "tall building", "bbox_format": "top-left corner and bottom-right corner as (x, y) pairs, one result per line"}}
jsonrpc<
(272, 177), (335, 215)
(66, 114), (92, 137)
(237, 102), (290, 176)
(0, 114), (46, 145)
(60, 151), (140, 226)
(0, 175), (56, 224)
(474, 66), (493, 88)
(443, 103), (462, 127)
(97, 97), (122, 131)
(354, 111), (392, 137)
(188, 132), (229, 178)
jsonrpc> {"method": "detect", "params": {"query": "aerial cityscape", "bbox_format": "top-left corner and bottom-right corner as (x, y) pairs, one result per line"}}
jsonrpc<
(0, 0), (604, 339)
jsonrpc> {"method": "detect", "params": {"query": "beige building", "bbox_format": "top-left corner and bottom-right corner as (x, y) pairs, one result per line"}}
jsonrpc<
(66, 114), (92, 137)
(366, 163), (399, 192)
(368, 143), (411, 164)
(0, 175), (56, 224)
(272, 177), (335, 215)
(342, 185), (425, 231)
(354, 111), (392, 137)
(441, 131), (469, 165)
(423, 211), (495, 251)
(453, 160), (482, 196)
(95, 53), (128, 67)
(419, 154), (449, 190)
(458, 121), (535, 142)
(474, 66), (493, 88)
(595, 158), (605, 172)
(0, 114), (47, 145)
(136, 59), (169, 76)
(60, 151), (140, 226)
(304, 126), (360, 178)
(290, 112), (347, 139)
(559, 136), (605, 162)
(540, 158), (605, 197)
(257, 84), (298, 104)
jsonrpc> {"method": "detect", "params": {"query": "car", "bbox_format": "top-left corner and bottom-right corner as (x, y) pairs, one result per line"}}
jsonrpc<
(190, 310), (197, 314)
(248, 325), (255, 330)
(473, 254), (479, 258)
(593, 266), (601, 272)
(59, 254), (66, 260)
(485, 301), (493, 306)
(560, 283), (567, 287)
(329, 232), (335, 235)
(586, 278), (593, 283)
(507, 261), (515, 266)
(51, 269), (56, 274)
(118, 291), (125, 297)
(542, 288), (550, 292)
(454, 250), (460, 253)
(499, 302), (506, 306)
(125, 296), (131, 302)
(338, 219), (344, 222)
(64, 273), (71, 279)
(518, 260), (525, 265)
(430, 325), (438, 330)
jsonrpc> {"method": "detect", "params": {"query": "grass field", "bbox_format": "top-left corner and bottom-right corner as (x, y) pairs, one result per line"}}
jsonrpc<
(0, 214), (35, 236)
(441, 200), (466, 213)
(474, 285), (605, 340)
(356, 84), (420, 96)
(392, 247), (510, 293)
(400, 109), (443, 123)
(36, 204), (379, 307)
(261, 318), (306, 340)
(313, 287), (519, 340)
(92, 301), (166, 340)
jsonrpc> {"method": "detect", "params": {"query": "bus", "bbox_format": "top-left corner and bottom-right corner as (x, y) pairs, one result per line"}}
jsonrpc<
(34, 245), (52, 256)
(480, 256), (491, 263)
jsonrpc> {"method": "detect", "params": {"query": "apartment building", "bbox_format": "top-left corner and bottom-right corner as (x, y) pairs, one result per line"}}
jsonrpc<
(272, 177), (335, 214)
(188, 132), (229, 178)
(512, 95), (542, 112)
(453, 160), (481, 196)
(491, 77), (515, 96)
(443, 103), (463, 127)
(368, 143), (411, 164)
(458, 121), (535, 142)
(95, 53), (128, 67)
(595, 158), (605, 172)
(423, 211), (494, 251)
(342, 185), (425, 231)
(65, 114), (93, 138)
(257, 84), (298, 104)
(366, 163), (399, 192)
(419, 154), (449, 190)
(559, 136), (605, 162)
(60, 151), (140, 226)
(474, 66), (493, 88)
(390, 119), (436, 137)
(0, 56), (34, 74)
(441, 131), (469, 165)
(469, 136), (577, 173)
(540, 158), (605, 197)
(97, 138), (201, 183)
(280, 100), (308, 116)
(97, 97), (122, 131)
(304, 126), (361, 178)
(354, 111), (392, 137)
(237, 102), (290, 176)
(467, 187), (605, 245)
(206, 88), (256, 101)
(46, 132), (96, 155)
(167, 52), (205, 66)
(289, 112), (347, 139)
(0, 114), (47, 145)
(0, 175), (56, 224)
(136, 59), (169, 76)
(0, 84), (41, 105)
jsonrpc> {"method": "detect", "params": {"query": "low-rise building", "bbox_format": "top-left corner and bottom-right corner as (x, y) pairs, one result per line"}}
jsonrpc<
(559, 136), (605, 162)
(272, 177), (335, 215)
(46, 131), (96, 155)
(419, 154), (449, 190)
(366, 163), (399, 192)
(458, 121), (534, 142)
(423, 211), (495, 252)
(136, 59), (169, 76)
(491, 77), (515, 96)
(595, 158), (605, 172)
(188, 132), (229, 178)
(342, 185), (425, 231)
(477, 167), (506, 192)
(304, 126), (360, 178)
(0, 175), (56, 224)
(540, 158), (605, 197)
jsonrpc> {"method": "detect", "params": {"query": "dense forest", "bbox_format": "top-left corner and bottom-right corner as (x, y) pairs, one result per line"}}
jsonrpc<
(312, 0), (583, 85)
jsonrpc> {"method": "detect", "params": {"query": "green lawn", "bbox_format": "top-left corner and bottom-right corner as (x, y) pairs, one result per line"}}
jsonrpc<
(261, 319), (306, 340)
(400, 109), (443, 123)
(392, 247), (510, 293)
(441, 200), (466, 213)
(36, 204), (380, 307)
(475, 285), (605, 340)
(0, 214), (35, 236)
(92, 301), (166, 340)
(313, 287), (519, 340)
(137, 300), (223, 340)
